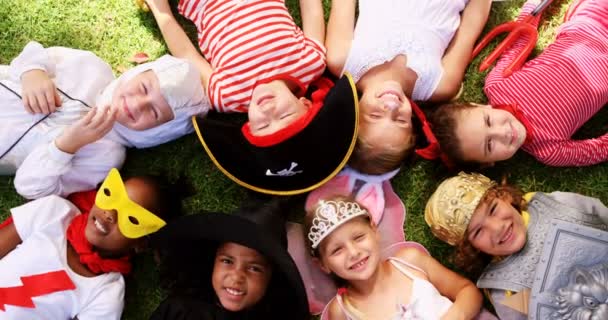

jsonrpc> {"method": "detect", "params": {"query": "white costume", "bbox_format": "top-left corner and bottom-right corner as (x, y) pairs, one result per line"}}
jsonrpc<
(0, 196), (124, 320)
(0, 42), (209, 199)
(342, 0), (468, 101)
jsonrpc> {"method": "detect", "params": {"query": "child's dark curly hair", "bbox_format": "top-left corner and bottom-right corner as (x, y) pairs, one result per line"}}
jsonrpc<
(134, 174), (193, 222)
(452, 181), (527, 277)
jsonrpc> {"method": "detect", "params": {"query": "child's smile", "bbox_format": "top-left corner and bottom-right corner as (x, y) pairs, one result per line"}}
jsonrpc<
(319, 217), (381, 281)
(467, 196), (527, 256)
(349, 256), (370, 271)
(212, 242), (272, 312)
(92, 214), (110, 235)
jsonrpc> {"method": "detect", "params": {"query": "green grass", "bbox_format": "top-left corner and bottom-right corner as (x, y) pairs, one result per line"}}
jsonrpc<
(0, 0), (606, 319)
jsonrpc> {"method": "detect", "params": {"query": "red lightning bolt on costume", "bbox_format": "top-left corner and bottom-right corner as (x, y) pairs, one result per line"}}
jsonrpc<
(0, 270), (75, 311)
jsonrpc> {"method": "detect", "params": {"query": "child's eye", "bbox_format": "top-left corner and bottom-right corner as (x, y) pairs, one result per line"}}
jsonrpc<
(248, 265), (264, 273)
(354, 234), (365, 241)
(279, 112), (293, 120)
(485, 114), (491, 127)
(153, 108), (159, 120)
(220, 258), (232, 265)
(331, 247), (343, 255)
(489, 202), (497, 215)
(487, 138), (493, 154)
(370, 113), (381, 119)
(474, 228), (481, 239)
(141, 84), (148, 94)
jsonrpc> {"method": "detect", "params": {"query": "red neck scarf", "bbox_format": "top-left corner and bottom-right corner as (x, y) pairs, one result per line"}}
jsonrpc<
(66, 191), (132, 275)
(494, 103), (534, 145)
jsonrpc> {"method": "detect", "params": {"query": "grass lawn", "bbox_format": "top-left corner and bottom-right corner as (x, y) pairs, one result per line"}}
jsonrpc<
(1, 0), (606, 319)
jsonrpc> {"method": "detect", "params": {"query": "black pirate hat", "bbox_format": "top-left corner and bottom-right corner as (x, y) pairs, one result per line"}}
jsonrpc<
(192, 74), (359, 195)
(152, 203), (309, 319)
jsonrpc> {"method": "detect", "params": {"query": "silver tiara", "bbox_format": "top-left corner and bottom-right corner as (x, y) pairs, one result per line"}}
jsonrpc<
(308, 200), (368, 249)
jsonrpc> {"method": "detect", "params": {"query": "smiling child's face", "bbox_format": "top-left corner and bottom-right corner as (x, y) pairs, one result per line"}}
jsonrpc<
(466, 194), (527, 256)
(357, 80), (414, 156)
(454, 105), (527, 165)
(212, 242), (273, 312)
(247, 80), (311, 136)
(111, 70), (175, 131)
(317, 217), (381, 282)
(85, 177), (159, 257)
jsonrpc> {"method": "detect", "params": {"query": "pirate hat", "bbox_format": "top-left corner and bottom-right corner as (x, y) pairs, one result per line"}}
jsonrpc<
(193, 74), (359, 195)
(152, 204), (309, 319)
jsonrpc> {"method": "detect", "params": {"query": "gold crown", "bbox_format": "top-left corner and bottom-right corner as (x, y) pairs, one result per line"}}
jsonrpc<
(424, 172), (495, 246)
(308, 200), (368, 249)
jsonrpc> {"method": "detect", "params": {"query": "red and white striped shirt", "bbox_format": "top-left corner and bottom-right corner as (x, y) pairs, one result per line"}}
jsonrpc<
(178, 0), (326, 113)
(484, 1), (608, 167)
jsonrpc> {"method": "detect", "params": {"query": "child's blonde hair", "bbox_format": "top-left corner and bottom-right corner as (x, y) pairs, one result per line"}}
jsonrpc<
(349, 106), (429, 175)
(348, 130), (415, 175)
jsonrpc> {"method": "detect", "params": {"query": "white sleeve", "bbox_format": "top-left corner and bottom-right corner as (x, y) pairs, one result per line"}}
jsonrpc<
(10, 195), (76, 241)
(9, 41), (55, 81)
(14, 138), (126, 199)
(77, 276), (125, 320)
(548, 192), (608, 225)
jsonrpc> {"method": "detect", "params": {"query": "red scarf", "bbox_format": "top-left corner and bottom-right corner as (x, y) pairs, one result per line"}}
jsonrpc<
(66, 191), (132, 275)
(494, 103), (535, 145)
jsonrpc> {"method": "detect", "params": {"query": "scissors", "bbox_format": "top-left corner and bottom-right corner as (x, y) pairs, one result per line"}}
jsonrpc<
(471, 0), (553, 77)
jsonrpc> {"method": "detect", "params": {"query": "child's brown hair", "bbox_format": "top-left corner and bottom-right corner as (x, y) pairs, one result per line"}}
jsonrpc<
(430, 102), (484, 169)
(452, 182), (527, 277)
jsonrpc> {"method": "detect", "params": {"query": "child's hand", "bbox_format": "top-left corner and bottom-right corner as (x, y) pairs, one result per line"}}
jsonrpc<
(20, 69), (62, 114)
(55, 107), (118, 154)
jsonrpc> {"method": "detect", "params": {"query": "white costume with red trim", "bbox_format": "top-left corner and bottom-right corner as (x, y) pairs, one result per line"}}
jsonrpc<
(0, 196), (124, 320)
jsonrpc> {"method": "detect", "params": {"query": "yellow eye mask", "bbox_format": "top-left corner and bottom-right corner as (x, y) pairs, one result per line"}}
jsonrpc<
(95, 168), (166, 239)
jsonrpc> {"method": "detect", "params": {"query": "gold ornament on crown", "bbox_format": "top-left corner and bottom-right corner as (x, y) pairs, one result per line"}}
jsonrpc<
(424, 172), (496, 246)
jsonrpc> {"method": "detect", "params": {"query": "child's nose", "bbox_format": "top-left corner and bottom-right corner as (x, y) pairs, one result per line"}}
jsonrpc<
(229, 270), (246, 284)
(259, 102), (275, 114)
(346, 244), (361, 258)
(103, 210), (117, 224)
(489, 125), (510, 143)
(486, 217), (504, 234)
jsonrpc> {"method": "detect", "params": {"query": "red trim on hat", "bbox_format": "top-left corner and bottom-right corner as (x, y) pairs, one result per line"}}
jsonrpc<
(411, 101), (454, 168)
(242, 77), (335, 147)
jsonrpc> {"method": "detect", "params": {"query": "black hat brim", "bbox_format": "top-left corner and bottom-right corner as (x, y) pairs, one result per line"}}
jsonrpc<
(193, 74), (359, 195)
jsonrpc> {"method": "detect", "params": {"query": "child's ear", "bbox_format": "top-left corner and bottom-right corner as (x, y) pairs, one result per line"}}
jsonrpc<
(299, 97), (313, 109)
(312, 256), (331, 274)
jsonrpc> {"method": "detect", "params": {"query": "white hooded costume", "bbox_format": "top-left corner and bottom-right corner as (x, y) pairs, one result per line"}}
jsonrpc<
(0, 41), (209, 199)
